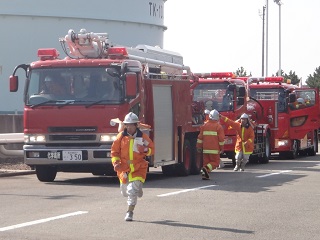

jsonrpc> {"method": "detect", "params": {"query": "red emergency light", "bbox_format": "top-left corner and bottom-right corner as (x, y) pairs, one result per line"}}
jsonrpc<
(107, 47), (128, 59)
(194, 72), (235, 79)
(37, 48), (59, 60)
(264, 77), (284, 83)
(248, 76), (284, 84)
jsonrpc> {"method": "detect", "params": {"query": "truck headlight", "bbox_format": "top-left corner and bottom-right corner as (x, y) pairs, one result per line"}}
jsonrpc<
(25, 134), (46, 143)
(100, 134), (117, 142)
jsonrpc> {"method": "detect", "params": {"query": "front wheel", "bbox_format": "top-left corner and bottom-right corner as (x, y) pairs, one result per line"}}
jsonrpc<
(260, 132), (270, 164)
(307, 131), (318, 156)
(176, 139), (192, 176)
(36, 166), (57, 182)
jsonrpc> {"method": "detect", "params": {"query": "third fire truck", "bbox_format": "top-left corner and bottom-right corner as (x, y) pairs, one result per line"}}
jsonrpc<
(245, 76), (319, 160)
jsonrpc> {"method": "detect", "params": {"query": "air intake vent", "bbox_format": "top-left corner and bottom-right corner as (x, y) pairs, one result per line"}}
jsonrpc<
(48, 127), (97, 133)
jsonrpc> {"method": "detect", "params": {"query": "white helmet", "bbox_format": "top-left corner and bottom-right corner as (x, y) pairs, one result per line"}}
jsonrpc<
(240, 113), (249, 119)
(204, 109), (210, 115)
(209, 109), (220, 120)
(297, 98), (304, 104)
(123, 112), (140, 124)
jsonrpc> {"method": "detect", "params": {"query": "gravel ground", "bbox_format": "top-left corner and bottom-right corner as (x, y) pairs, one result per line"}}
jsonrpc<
(0, 157), (31, 171)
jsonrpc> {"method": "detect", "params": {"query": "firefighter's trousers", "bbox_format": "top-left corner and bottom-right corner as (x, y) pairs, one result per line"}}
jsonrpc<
(203, 154), (220, 171)
(120, 180), (143, 206)
(235, 151), (250, 167)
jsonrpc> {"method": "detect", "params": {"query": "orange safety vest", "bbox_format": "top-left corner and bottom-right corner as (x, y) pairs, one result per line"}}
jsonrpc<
(223, 117), (255, 154)
(197, 120), (225, 154)
(111, 128), (154, 183)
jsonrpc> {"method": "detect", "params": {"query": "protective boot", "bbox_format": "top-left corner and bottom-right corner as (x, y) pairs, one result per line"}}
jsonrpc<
(233, 163), (240, 171)
(240, 162), (246, 172)
(125, 205), (135, 221)
(201, 166), (210, 180)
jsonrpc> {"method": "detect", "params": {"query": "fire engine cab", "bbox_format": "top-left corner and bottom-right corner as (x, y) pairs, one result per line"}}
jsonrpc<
(245, 76), (319, 159)
(9, 28), (201, 182)
(190, 72), (247, 166)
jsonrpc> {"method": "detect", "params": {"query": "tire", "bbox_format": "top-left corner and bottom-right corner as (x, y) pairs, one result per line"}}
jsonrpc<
(287, 140), (298, 159)
(36, 166), (57, 182)
(307, 131), (318, 156)
(161, 164), (176, 176)
(190, 138), (203, 175)
(260, 132), (270, 164)
(176, 139), (192, 176)
(231, 152), (236, 167)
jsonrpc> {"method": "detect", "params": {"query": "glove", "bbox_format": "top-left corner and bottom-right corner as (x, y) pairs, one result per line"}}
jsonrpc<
(113, 161), (121, 171)
(137, 144), (148, 153)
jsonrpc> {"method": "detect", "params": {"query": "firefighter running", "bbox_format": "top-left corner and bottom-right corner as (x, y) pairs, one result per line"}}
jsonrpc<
(220, 113), (255, 171)
(197, 109), (225, 180)
(111, 112), (155, 221)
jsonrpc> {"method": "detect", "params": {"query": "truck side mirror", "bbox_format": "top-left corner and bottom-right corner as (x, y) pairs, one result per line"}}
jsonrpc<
(238, 86), (246, 97)
(125, 72), (137, 99)
(289, 93), (296, 103)
(227, 84), (236, 91)
(10, 75), (19, 92)
(237, 97), (244, 105)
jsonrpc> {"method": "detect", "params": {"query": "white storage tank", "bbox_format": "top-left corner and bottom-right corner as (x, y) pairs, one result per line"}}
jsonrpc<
(0, 0), (167, 112)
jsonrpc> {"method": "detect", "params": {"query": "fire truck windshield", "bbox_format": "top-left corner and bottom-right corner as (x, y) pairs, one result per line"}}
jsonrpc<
(26, 67), (123, 106)
(193, 83), (235, 112)
(249, 88), (287, 112)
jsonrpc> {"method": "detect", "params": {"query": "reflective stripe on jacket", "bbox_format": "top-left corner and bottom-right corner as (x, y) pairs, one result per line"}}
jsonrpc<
(111, 128), (155, 183)
(197, 120), (225, 154)
(223, 117), (255, 154)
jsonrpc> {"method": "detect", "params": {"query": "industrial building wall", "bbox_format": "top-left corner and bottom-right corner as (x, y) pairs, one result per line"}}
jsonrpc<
(0, 0), (166, 113)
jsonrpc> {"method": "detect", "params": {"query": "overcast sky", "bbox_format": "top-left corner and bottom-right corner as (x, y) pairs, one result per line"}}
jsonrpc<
(164, 0), (320, 81)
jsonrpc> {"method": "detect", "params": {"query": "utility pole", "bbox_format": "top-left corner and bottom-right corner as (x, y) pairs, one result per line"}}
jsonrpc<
(274, 0), (282, 77)
(266, 0), (269, 76)
(260, 6), (266, 76)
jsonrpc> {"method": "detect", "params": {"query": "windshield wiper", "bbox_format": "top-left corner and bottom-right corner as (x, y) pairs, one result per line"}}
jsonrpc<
(85, 99), (114, 108)
(30, 100), (64, 108)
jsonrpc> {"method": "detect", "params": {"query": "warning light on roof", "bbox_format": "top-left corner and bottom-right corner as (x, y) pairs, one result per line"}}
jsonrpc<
(193, 72), (235, 79)
(107, 47), (128, 59)
(37, 48), (59, 60)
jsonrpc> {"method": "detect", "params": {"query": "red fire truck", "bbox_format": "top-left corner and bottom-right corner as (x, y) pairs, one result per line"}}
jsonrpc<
(245, 76), (320, 160)
(9, 28), (202, 182)
(190, 72), (247, 166)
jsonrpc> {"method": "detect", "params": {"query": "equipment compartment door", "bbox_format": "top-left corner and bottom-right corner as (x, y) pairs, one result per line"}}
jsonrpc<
(152, 85), (175, 165)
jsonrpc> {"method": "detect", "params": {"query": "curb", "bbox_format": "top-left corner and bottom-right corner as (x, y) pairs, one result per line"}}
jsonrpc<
(0, 170), (35, 177)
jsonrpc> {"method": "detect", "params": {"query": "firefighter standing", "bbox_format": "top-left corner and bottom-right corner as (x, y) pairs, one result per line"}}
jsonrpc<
(220, 113), (255, 171)
(197, 109), (225, 180)
(111, 112), (154, 221)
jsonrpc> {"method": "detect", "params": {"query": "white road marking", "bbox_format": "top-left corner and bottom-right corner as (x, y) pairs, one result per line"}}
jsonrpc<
(157, 184), (217, 197)
(0, 211), (88, 232)
(256, 170), (292, 178)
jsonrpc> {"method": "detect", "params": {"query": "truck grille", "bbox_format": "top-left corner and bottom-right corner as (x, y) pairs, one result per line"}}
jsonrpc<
(48, 126), (97, 133)
(49, 135), (96, 141)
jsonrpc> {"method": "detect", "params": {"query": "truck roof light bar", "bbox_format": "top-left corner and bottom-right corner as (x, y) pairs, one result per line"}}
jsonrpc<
(107, 47), (128, 59)
(247, 76), (284, 84)
(37, 48), (59, 60)
(193, 72), (235, 79)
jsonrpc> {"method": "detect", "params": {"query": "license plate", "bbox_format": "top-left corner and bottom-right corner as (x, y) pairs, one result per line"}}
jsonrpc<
(62, 151), (82, 161)
(47, 151), (61, 159)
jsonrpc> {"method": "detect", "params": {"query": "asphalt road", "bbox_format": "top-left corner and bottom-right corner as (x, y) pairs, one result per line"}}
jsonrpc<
(1, 154), (320, 240)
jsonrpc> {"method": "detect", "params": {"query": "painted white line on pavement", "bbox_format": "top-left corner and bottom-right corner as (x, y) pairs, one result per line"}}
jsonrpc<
(0, 211), (88, 232)
(256, 170), (292, 178)
(157, 184), (217, 197)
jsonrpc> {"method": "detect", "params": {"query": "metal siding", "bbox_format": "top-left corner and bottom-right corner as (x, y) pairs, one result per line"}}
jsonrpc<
(152, 85), (174, 164)
(0, 0), (166, 112)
